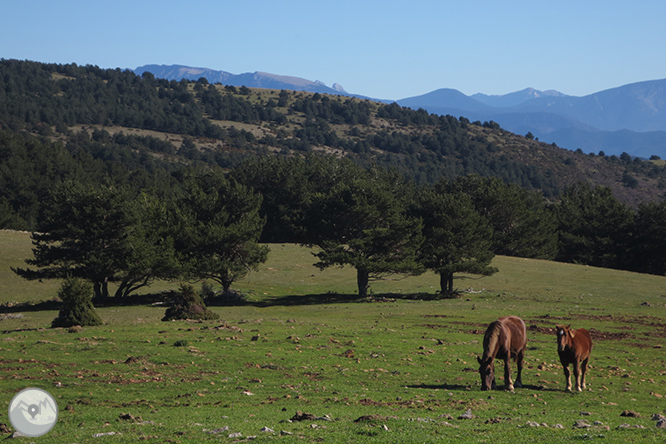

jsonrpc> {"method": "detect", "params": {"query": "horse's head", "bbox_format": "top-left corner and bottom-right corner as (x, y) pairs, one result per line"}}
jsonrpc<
(477, 356), (494, 391)
(556, 325), (573, 352)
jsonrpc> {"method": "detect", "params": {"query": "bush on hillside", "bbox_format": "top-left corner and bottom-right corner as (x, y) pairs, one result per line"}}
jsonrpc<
(52, 277), (103, 328)
(162, 284), (220, 321)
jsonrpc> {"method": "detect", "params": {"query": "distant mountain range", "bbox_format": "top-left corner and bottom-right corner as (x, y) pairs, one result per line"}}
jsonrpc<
(396, 80), (666, 158)
(135, 64), (352, 97)
(135, 65), (666, 158)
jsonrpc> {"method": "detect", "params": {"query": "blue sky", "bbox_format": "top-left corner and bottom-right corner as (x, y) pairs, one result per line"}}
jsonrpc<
(3, 0), (665, 100)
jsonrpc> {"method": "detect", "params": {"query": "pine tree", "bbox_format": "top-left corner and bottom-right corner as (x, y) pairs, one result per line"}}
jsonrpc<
(414, 186), (497, 294)
(555, 182), (634, 269)
(308, 166), (424, 297)
(174, 169), (269, 293)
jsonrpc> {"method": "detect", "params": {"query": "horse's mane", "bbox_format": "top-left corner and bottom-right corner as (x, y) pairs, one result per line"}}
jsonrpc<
(482, 321), (502, 360)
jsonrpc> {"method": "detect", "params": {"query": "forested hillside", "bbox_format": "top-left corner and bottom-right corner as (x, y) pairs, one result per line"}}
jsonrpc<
(3, 59), (666, 291)
(2, 58), (665, 220)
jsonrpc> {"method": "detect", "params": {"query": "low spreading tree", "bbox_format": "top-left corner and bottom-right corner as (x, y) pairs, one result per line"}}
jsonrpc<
(13, 182), (138, 299)
(13, 183), (178, 299)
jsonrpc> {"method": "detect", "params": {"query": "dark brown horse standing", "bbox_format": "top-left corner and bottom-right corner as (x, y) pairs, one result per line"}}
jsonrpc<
(477, 316), (527, 391)
(556, 324), (592, 391)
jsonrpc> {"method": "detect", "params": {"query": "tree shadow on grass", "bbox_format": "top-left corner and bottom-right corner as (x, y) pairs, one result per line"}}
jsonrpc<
(1, 291), (455, 313)
(246, 291), (461, 307)
(0, 292), (178, 314)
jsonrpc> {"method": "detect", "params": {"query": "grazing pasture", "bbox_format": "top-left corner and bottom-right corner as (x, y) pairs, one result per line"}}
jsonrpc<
(1, 231), (666, 443)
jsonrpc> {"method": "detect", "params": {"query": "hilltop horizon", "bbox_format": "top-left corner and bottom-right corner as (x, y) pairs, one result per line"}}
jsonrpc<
(135, 62), (666, 158)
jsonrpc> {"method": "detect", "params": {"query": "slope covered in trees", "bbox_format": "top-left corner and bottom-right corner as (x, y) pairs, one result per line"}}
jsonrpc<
(3, 59), (666, 292)
(2, 59), (666, 226)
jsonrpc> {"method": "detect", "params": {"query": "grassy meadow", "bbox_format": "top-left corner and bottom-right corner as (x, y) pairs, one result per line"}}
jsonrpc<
(1, 230), (665, 443)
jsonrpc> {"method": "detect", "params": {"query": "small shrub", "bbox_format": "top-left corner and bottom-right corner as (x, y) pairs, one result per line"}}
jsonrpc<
(52, 277), (103, 328)
(173, 340), (189, 347)
(162, 284), (220, 321)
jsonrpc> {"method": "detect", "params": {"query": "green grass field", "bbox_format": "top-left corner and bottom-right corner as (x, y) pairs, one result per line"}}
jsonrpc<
(1, 230), (665, 443)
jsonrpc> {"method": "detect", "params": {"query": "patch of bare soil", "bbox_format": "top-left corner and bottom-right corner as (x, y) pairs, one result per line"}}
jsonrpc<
(526, 324), (633, 341)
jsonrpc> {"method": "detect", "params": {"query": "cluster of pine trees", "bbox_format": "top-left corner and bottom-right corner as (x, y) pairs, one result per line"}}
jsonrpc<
(12, 154), (666, 304)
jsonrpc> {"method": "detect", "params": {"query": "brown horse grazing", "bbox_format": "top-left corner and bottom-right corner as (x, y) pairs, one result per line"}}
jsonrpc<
(477, 316), (527, 391)
(556, 324), (592, 392)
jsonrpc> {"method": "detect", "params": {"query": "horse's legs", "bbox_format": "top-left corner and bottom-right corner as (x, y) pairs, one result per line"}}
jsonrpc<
(562, 363), (572, 391)
(580, 357), (589, 390)
(573, 360), (582, 391)
(491, 362), (497, 390)
(514, 349), (524, 388)
(503, 358), (514, 391)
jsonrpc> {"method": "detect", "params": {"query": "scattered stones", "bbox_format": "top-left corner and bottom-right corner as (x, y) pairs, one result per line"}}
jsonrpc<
(207, 426), (229, 434)
(618, 424), (645, 429)
(574, 420), (592, 428)
(656, 419), (666, 429)
(458, 409), (474, 420)
(620, 410), (641, 418)
(260, 427), (275, 433)
(93, 431), (120, 438)
(652, 414), (666, 421)
(228, 432), (243, 438)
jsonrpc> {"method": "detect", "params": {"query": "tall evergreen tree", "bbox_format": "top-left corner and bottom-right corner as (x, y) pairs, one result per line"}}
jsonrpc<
(446, 175), (558, 259)
(233, 155), (360, 243)
(628, 200), (666, 275)
(174, 169), (269, 293)
(414, 186), (497, 293)
(555, 182), (634, 269)
(307, 166), (424, 297)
